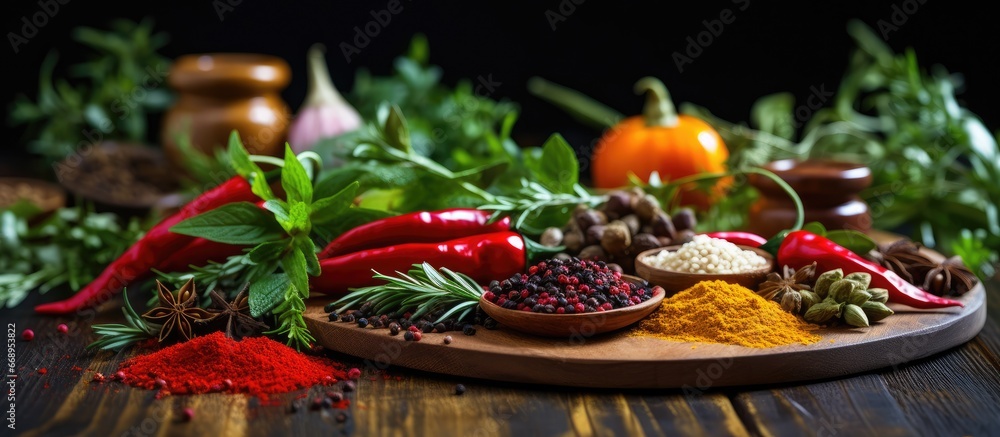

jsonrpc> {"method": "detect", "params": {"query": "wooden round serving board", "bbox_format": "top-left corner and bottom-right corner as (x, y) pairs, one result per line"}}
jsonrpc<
(304, 238), (987, 389)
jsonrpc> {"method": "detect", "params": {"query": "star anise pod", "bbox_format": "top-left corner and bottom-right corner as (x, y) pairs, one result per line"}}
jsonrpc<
(908, 256), (978, 297)
(865, 239), (934, 283)
(203, 284), (269, 340)
(142, 278), (215, 342)
(757, 262), (820, 314)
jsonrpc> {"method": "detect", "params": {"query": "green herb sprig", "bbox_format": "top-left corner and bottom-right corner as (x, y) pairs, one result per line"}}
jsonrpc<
(0, 205), (143, 308)
(169, 132), (363, 349)
(333, 263), (484, 324)
(88, 290), (160, 351)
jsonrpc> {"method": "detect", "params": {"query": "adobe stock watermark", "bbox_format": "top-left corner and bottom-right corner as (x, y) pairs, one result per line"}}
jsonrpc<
(672, 0), (751, 73)
(5, 323), (15, 431)
(7, 0), (71, 54)
(430, 74), (503, 144)
(545, 0), (585, 31)
(214, 0), (243, 22)
(340, 0), (410, 64)
(876, 0), (927, 40)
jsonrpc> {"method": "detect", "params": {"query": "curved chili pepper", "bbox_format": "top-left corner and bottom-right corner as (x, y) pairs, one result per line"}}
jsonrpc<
(157, 238), (248, 273)
(35, 177), (258, 315)
(318, 208), (511, 258)
(777, 230), (963, 309)
(311, 231), (526, 295)
(702, 231), (767, 248)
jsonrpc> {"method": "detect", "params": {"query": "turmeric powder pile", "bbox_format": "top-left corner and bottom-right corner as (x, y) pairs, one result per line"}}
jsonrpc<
(630, 280), (820, 348)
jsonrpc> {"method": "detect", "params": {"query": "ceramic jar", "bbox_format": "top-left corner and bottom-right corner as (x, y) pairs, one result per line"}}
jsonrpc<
(161, 53), (291, 169)
(747, 159), (873, 237)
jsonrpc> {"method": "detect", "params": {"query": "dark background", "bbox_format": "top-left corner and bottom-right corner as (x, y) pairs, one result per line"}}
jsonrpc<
(2, 0), (998, 167)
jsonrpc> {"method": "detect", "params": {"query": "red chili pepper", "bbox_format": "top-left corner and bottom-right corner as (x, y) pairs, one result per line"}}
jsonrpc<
(157, 238), (247, 273)
(777, 230), (963, 309)
(702, 231), (767, 248)
(318, 208), (511, 259)
(35, 177), (258, 315)
(311, 231), (526, 295)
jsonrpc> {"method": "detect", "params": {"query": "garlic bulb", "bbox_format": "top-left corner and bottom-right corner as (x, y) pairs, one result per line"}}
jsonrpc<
(288, 44), (362, 153)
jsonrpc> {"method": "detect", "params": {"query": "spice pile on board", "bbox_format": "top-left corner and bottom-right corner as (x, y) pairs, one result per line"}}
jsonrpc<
(630, 280), (820, 347)
(118, 332), (347, 400)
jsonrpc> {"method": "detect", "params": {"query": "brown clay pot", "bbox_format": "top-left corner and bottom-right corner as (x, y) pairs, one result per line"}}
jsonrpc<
(748, 159), (873, 237)
(161, 53), (291, 169)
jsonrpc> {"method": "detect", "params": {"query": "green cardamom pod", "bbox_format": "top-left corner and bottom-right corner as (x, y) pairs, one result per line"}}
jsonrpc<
(860, 301), (894, 322)
(804, 301), (843, 324)
(780, 291), (802, 314)
(814, 269), (844, 298)
(848, 289), (872, 306)
(829, 280), (856, 302)
(799, 290), (821, 311)
(844, 272), (872, 289)
(843, 304), (870, 328)
(868, 288), (889, 304)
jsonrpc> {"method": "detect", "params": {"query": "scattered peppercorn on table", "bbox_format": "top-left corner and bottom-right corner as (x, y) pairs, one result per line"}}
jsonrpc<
(5, 249), (998, 435)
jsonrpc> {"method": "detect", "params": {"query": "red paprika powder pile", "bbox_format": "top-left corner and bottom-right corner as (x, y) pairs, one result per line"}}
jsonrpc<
(118, 332), (346, 399)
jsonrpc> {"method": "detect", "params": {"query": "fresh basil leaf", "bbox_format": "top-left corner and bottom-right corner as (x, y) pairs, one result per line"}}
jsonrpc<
(281, 144), (313, 204)
(295, 236), (320, 276)
(251, 173), (275, 201)
(263, 199), (290, 227)
(170, 202), (284, 245)
(537, 133), (579, 193)
(384, 104), (412, 154)
(312, 181), (360, 225)
(227, 130), (258, 178)
(247, 240), (288, 264)
(281, 248), (310, 300)
(825, 230), (877, 255)
(803, 222), (827, 236)
(288, 201), (312, 234)
(248, 273), (289, 317)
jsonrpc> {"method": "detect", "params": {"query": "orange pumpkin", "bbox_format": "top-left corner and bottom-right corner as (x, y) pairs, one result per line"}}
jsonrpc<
(591, 77), (728, 209)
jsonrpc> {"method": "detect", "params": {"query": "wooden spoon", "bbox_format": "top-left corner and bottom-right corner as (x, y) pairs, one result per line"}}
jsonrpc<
(478, 275), (665, 338)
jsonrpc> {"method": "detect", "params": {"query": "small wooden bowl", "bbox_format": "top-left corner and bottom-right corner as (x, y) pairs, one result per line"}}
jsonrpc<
(478, 275), (666, 338)
(634, 245), (774, 293)
(0, 177), (66, 216)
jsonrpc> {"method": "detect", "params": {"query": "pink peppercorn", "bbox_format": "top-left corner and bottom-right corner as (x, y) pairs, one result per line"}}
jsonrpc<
(181, 407), (195, 422)
(56, 324), (68, 334)
(21, 329), (34, 341)
(347, 368), (361, 380)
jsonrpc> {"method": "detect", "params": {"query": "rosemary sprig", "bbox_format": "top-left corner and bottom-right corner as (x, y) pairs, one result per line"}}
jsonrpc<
(333, 263), (485, 324)
(87, 290), (161, 351)
(153, 253), (276, 307)
(479, 179), (606, 233)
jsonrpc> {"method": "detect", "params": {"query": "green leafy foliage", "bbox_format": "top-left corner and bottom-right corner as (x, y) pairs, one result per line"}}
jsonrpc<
(88, 290), (160, 351)
(333, 263), (484, 324)
(8, 19), (171, 161)
(681, 21), (999, 276)
(170, 202), (285, 245)
(0, 205), (143, 308)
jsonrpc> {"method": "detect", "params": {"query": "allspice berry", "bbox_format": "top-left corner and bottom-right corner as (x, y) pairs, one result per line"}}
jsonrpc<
(578, 245), (607, 261)
(586, 225), (606, 246)
(620, 214), (641, 235)
(629, 233), (660, 255)
(562, 230), (585, 252)
(602, 191), (633, 219)
(650, 212), (677, 240)
(575, 209), (607, 231)
(601, 221), (632, 257)
(672, 208), (697, 231)
(540, 227), (564, 247)
(631, 194), (661, 222)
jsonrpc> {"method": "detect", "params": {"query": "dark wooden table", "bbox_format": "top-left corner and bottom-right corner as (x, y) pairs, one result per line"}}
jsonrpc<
(4, 275), (999, 437)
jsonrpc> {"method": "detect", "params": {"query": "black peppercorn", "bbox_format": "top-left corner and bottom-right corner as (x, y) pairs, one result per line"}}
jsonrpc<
(463, 325), (477, 336)
(389, 322), (401, 336)
(454, 384), (466, 395)
(327, 312), (339, 322)
(404, 331), (414, 341)
(357, 318), (369, 328)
